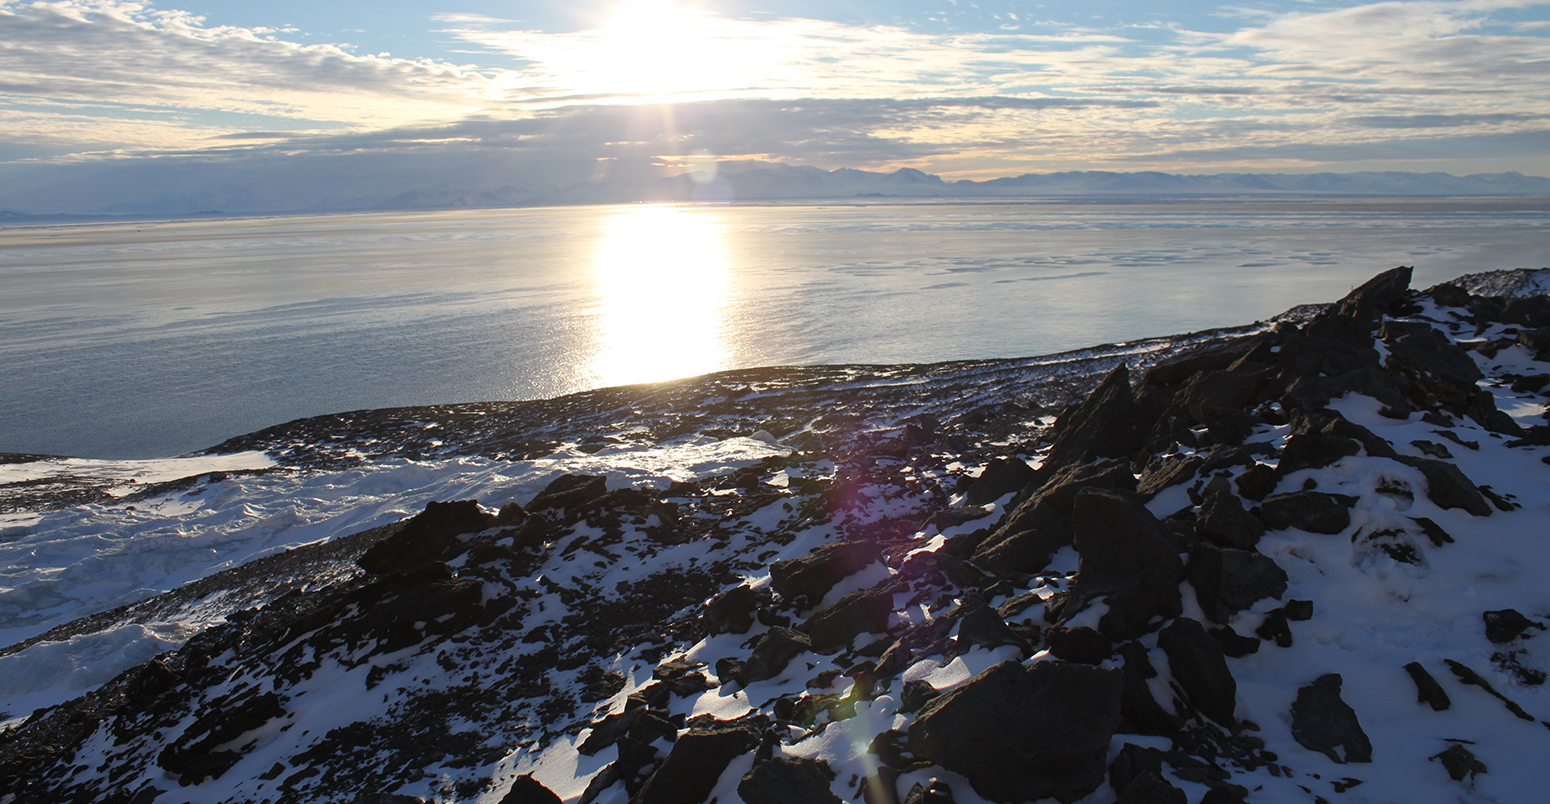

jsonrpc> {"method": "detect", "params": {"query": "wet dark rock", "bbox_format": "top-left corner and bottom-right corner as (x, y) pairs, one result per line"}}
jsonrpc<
(1195, 488), (1265, 550)
(703, 585), (760, 636)
(800, 579), (903, 653)
(1117, 642), (1183, 735)
(526, 474), (608, 514)
(964, 457), (1040, 506)
(1043, 626), (1113, 664)
(1431, 743), (1488, 782)
(631, 716), (765, 804)
(1108, 743), (1165, 795)
(499, 774), (563, 804)
(1064, 489), (1185, 641)
(738, 628), (813, 685)
(1039, 365), (1152, 476)
(1484, 608), (1545, 643)
(1186, 543), (1287, 625)
(737, 757), (842, 804)
(1113, 772), (1186, 804)
(770, 541), (883, 608)
(1290, 674), (1372, 764)
(906, 661), (1123, 803)
(1208, 626), (1261, 658)
(1256, 491), (1357, 534)
(972, 459), (1136, 575)
(1403, 663), (1451, 711)
(357, 500), (495, 575)
(1393, 456), (1492, 516)
(1158, 618), (1237, 727)
(1234, 463), (1278, 502)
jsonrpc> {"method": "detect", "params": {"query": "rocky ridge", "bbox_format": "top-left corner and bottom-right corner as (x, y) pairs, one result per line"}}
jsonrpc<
(1, 268), (1549, 804)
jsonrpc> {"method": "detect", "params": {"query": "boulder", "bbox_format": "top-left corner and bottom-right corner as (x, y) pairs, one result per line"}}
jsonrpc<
(972, 459), (1137, 575)
(1235, 464), (1278, 501)
(738, 628), (813, 685)
(1483, 609), (1544, 643)
(770, 541), (882, 607)
(1157, 618), (1237, 727)
(526, 474), (608, 514)
(906, 661), (1123, 803)
(358, 500), (496, 575)
(631, 717), (764, 804)
(1290, 674), (1372, 763)
(1430, 744), (1488, 782)
(737, 757), (843, 804)
(1039, 365), (1152, 475)
(799, 579), (902, 653)
(955, 593), (1032, 654)
(1208, 626), (1261, 658)
(1108, 743), (1164, 795)
(704, 585), (760, 636)
(1331, 266), (1414, 322)
(1194, 488), (1265, 550)
(500, 775), (562, 804)
(1276, 433), (1359, 476)
(1394, 456), (1492, 516)
(1043, 626), (1113, 665)
(1403, 662), (1451, 711)
(964, 457), (1040, 506)
(1256, 492), (1357, 534)
(1066, 489), (1185, 641)
(1143, 336), (1273, 388)
(1186, 543), (1288, 624)
(1117, 642), (1183, 735)
(1136, 455), (1202, 501)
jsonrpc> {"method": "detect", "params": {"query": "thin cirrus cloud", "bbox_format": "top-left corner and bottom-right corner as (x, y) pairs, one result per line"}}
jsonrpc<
(0, 0), (1548, 211)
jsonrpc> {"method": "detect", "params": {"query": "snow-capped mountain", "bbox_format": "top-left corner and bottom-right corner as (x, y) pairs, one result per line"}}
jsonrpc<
(2, 268), (1548, 804)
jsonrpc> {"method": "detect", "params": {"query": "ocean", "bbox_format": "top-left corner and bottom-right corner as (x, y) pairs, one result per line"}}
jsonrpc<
(2, 197), (1547, 459)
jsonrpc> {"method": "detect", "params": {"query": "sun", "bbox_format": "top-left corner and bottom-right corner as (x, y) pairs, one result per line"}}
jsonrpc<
(572, 0), (778, 98)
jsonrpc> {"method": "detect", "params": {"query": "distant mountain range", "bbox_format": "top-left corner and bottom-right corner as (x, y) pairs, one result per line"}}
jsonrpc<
(3, 165), (1549, 219)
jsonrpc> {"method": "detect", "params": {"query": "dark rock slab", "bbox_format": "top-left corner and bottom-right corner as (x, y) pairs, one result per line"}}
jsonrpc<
(1290, 674), (1372, 763)
(631, 717), (764, 804)
(526, 474), (608, 514)
(1113, 772), (1186, 804)
(358, 500), (496, 575)
(1393, 456), (1492, 516)
(1117, 642), (1183, 735)
(1044, 626), (1113, 665)
(1158, 617), (1237, 727)
(1066, 489), (1185, 641)
(1143, 336), (1272, 388)
(1040, 365), (1151, 476)
(1235, 463), (1278, 501)
(770, 541), (882, 608)
(738, 757), (842, 804)
(1186, 543), (1287, 625)
(972, 459), (1136, 575)
(1403, 662), (1451, 711)
(738, 628), (813, 685)
(964, 457), (1040, 506)
(800, 579), (902, 653)
(1484, 608), (1545, 643)
(1277, 433), (1360, 477)
(1108, 743), (1165, 795)
(955, 592), (1032, 655)
(1195, 487), (1265, 550)
(704, 585), (760, 636)
(500, 775), (563, 804)
(1209, 626), (1261, 658)
(1257, 491), (1357, 534)
(906, 661), (1123, 803)
(1430, 744), (1488, 782)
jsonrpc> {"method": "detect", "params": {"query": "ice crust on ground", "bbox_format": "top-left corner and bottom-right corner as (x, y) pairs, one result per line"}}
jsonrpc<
(1, 268), (1549, 804)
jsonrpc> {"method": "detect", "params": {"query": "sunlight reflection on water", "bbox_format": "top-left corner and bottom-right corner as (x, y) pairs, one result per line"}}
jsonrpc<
(587, 206), (732, 387)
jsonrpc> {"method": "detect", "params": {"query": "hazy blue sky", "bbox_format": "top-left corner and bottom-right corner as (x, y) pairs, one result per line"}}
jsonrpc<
(3, 0), (1549, 211)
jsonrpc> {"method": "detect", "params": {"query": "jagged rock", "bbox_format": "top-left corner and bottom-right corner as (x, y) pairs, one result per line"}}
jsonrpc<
(738, 757), (843, 804)
(906, 661), (1123, 803)
(1186, 543), (1288, 624)
(902, 779), (955, 804)
(1143, 336), (1272, 387)
(899, 680), (941, 714)
(579, 708), (676, 756)
(1393, 456), (1492, 516)
(1445, 659), (1537, 721)
(898, 550), (989, 590)
(1158, 618), (1237, 727)
(1278, 333), (1381, 378)
(1175, 369), (1265, 412)
(1334, 266), (1414, 321)
(1256, 491), (1357, 534)
(500, 775), (563, 804)
(1235, 463), (1277, 501)
(739, 628), (813, 685)
(800, 579), (902, 652)
(704, 585), (760, 636)
(1290, 674), (1372, 763)
(358, 500), (496, 575)
(1195, 487), (1265, 549)
(1113, 772), (1186, 804)
(955, 593), (1032, 654)
(1108, 743), (1165, 795)
(1208, 626), (1261, 658)
(1064, 489), (1185, 641)
(1411, 516), (1454, 546)
(1255, 607), (1294, 648)
(526, 473), (608, 513)
(964, 456), (1040, 506)
(1484, 608), (1545, 643)
(770, 541), (882, 607)
(1431, 744), (1488, 782)
(1136, 455), (1202, 500)
(631, 717), (765, 804)
(1403, 662), (1451, 711)
(1276, 433), (1360, 476)
(1117, 642), (1183, 735)
(1043, 626), (1113, 664)
(1039, 365), (1151, 475)
(1385, 326), (1484, 403)
(972, 459), (1136, 575)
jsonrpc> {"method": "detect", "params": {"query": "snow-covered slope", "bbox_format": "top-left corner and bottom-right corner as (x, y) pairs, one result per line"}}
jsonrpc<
(2, 268), (1549, 804)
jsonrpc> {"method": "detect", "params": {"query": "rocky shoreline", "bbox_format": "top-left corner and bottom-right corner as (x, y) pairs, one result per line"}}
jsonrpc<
(2, 267), (1548, 804)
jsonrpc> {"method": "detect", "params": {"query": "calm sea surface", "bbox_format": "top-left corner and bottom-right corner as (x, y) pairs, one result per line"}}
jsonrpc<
(3, 198), (1547, 458)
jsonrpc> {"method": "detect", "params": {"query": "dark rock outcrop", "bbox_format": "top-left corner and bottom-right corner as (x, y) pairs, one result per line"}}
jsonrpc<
(1186, 543), (1288, 625)
(1061, 489), (1185, 641)
(499, 775), (563, 804)
(972, 459), (1137, 575)
(1039, 365), (1151, 475)
(738, 628), (813, 685)
(631, 717), (765, 804)
(1290, 674), (1372, 764)
(771, 541), (882, 608)
(964, 457), (1039, 506)
(704, 585), (760, 636)
(1403, 662), (1451, 711)
(1256, 492), (1357, 534)
(906, 661), (1123, 803)
(358, 500), (496, 575)
(1157, 618), (1237, 727)
(737, 757), (843, 804)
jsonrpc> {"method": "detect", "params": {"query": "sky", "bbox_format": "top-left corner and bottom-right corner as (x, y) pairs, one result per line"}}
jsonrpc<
(2, 0), (1549, 212)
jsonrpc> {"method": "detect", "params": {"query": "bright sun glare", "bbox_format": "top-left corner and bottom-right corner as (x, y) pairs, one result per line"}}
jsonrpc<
(576, 0), (778, 97)
(589, 205), (732, 387)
